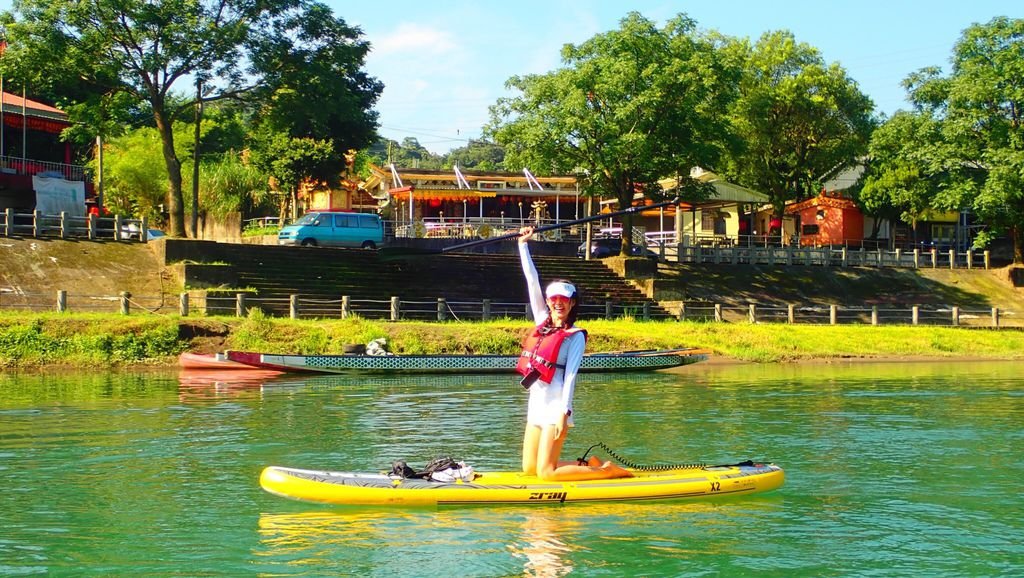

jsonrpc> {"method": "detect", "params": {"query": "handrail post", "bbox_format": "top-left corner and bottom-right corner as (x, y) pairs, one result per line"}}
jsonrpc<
(605, 300), (613, 320)
(3, 208), (11, 236)
(913, 249), (920, 269)
(871, 305), (878, 326)
(57, 290), (67, 313)
(290, 294), (299, 319)
(951, 306), (960, 326)
(114, 214), (122, 241)
(437, 297), (446, 321)
(33, 209), (42, 237)
(984, 250), (990, 270)
(180, 292), (189, 317)
(678, 302), (686, 322)
(642, 301), (650, 321)
(482, 298), (491, 321)
(992, 307), (1000, 328)
(141, 216), (148, 242)
(341, 295), (351, 319)
(912, 305), (919, 325)
(391, 296), (400, 321)
(120, 291), (131, 315)
(748, 303), (756, 323)
(60, 211), (67, 239)
(787, 303), (795, 324)
(830, 304), (837, 325)
(714, 303), (722, 322)
(236, 293), (247, 317)
(948, 249), (955, 270)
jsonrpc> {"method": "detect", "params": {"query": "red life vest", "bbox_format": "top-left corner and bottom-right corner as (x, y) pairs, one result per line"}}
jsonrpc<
(516, 325), (587, 385)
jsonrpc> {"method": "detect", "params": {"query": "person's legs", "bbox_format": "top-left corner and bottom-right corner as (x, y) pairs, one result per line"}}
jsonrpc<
(535, 427), (632, 481)
(535, 424), (567, 479)
(522, 424), (542, 475)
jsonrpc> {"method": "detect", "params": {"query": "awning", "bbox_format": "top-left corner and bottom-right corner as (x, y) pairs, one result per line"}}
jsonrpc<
(401, 189), (497, 202)
(658, 168), (770, 204)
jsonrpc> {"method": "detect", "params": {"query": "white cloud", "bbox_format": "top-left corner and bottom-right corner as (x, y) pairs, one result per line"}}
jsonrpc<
(372, 23), (458, 56)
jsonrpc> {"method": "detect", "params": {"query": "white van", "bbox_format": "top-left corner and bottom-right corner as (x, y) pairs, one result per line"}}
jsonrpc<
(278, 211), (384, 248)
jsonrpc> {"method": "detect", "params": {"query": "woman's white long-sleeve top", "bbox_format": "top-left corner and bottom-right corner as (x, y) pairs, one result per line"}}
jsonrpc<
(519, 242), (585, 417)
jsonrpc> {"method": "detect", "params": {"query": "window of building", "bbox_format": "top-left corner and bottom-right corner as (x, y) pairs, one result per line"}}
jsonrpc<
(931, 224), (955, 243)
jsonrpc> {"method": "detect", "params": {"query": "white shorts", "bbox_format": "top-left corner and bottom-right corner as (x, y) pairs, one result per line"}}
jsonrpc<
(526, 381), (575, 427)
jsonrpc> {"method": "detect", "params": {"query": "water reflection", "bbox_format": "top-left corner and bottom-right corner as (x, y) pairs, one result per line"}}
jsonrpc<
(254, 500), (760, 577)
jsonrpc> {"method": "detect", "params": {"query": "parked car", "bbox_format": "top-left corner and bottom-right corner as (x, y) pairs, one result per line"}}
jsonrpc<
(277, 211), (384, 248)
(577, 236), (657, 259)
(121, 223), (166, 241)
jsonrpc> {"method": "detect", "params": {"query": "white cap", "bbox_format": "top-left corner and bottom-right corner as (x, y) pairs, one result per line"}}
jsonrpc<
(545, 281), (576, 299)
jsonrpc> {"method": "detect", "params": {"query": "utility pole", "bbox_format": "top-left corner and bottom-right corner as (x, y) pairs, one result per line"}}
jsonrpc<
(191, 81), (203, 238)
(96, 135), (104, 212)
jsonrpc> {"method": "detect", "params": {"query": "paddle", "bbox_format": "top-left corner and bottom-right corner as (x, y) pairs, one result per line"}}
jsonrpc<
(382, 197), (681, 256)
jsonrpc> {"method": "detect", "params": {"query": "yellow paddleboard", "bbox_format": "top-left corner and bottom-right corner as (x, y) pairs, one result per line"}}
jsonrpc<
(260, 461), (784, 506)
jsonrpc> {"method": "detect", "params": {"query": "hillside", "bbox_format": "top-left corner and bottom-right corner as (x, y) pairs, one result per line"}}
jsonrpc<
(0, 238), (176, 306)
(0, 238), (1021, 313)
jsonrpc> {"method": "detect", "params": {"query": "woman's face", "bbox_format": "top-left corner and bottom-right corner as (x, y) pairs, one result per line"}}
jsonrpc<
(546, 295), (575, 326)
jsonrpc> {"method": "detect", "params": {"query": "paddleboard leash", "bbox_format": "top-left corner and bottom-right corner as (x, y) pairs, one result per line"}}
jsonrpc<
(578, 442), (705, 472)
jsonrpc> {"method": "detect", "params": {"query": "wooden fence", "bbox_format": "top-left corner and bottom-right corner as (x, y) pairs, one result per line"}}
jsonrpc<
(0, 290), (1019, 328)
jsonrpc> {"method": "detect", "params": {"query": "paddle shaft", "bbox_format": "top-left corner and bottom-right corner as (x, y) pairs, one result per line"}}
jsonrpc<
(441, 197), (681, 253)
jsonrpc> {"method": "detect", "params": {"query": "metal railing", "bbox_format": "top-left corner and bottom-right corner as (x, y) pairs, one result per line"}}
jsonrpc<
(0, 209), (148, 241)
(0, 154), (88, 181)
(391, 216), (590, 243)
(663, 244), (992, 270)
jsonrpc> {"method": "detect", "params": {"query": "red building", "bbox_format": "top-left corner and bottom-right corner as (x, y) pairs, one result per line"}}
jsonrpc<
(785, 191), (864, 247)
(0, 89), (93, 212)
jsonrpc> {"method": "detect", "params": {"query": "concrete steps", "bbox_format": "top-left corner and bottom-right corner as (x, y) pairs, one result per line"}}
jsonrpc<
(167, 240), (668, 318)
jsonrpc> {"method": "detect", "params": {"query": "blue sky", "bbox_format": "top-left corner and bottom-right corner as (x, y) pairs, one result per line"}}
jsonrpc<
(2, 1), (1019, 154)
(335, 0), (1018, 153)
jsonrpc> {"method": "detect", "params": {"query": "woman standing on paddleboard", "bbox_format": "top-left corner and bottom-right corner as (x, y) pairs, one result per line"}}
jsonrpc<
(517, 226), (632, 481)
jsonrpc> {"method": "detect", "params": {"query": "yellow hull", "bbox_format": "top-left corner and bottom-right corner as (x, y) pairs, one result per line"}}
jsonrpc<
(260, 462), (784, 507)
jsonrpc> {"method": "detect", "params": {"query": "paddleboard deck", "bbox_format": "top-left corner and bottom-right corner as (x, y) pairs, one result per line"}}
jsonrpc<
(260, 461), (784, 506)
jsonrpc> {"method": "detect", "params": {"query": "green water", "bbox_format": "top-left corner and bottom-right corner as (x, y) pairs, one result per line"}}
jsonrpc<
(0, 361), (1021, 576)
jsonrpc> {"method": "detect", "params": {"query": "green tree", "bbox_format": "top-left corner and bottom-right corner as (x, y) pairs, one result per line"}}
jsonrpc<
(857, 111), (948, 242)
(0, 0), (380, 237)
(487, 12), (736, 254)
(249, 131), (337, 220)
(902, 17), (1024, 263)
(198, 154), (273, 219)
(724, 31), (876, 214)
(99, 127), (181, 220)
(247, 1), (382, 180)
(445, 140), (505, 170)
(367, 137), (445, 170)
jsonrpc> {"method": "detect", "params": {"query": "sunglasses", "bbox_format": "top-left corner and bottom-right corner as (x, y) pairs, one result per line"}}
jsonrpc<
(547, 295), (573, 304)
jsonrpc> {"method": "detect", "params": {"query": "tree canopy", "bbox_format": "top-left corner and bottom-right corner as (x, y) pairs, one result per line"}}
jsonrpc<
(723, 31), (877, 214)
(0, 0), (381, 237)
(487, 12), (737, 253)
(861, 16), (1024, 262)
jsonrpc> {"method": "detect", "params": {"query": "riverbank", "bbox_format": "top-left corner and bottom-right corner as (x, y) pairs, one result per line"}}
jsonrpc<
(1, 310), (1022, 370)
